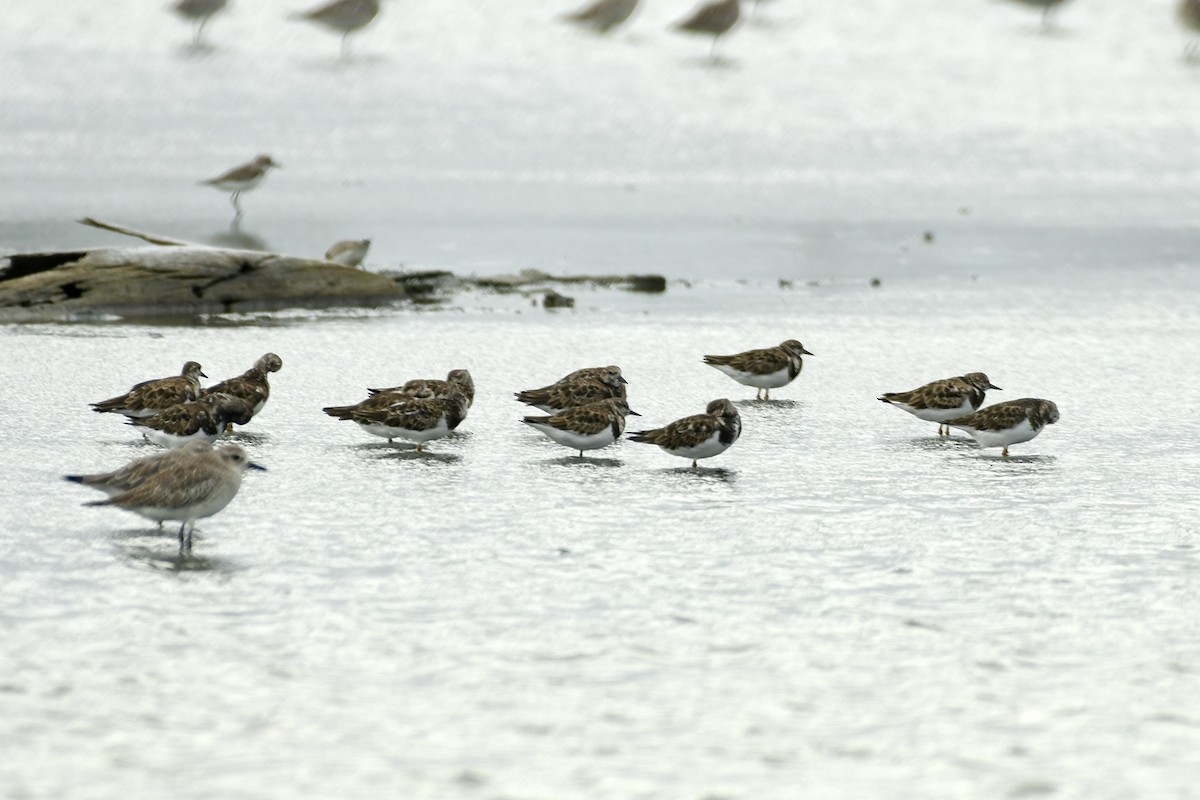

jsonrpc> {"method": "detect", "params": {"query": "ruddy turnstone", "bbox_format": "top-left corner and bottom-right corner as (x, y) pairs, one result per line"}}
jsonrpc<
(199, 154), (280, 220)
(702, 339), (811, 400)
(128, 393), (254, 449)
(172, 0), (228, 46)
(673, 0), (741, 58)
(69, 443), (265, 552)
(1001, 0), (1071, 30)
(368, 369), (476, 409)
(324, 391), (469, 451)
(942, 398), (1060, 457)
(521, 397), (639, 458)
(325, 239), (371, 268)
(562, 0), (639, 33)
(290, 0), (381, 57)
(556, 365), (627, 386)
(1180, 0), (1200, 59)
(91, 361), (207, 418)
(878, 372), (1001, 436)
(629, 398), (741, 469)
(202, 352), (283, 428)
(515, 376), (627, 414)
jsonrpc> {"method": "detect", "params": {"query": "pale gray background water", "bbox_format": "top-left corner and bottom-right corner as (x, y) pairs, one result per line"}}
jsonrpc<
(2, 1), (1200, 798)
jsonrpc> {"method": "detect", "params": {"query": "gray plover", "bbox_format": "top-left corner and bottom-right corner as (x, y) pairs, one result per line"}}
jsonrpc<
(702, 339), (812, 400)
(629, 398), (741, 469)
(878, 373), (1002, 436)
(199, 154), (280, 220)
(69, 443), (265, 552)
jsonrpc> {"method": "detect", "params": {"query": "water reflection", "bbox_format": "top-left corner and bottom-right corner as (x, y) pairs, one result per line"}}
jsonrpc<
(544, 456), (624, 468)
(208, 222), (268, 252)
(370, 448), (462, 464)
(116, 543), (239, 574)
(659, 465), (737, 483)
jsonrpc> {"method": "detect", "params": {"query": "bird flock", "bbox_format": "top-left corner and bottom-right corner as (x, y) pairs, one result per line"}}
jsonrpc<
(67, 340), (1059, 553)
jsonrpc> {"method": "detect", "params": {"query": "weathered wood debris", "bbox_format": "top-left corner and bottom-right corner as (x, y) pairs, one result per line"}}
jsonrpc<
(0, 219), (666, 321)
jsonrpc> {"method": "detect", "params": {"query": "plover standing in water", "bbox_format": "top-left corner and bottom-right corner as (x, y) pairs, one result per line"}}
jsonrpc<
(629, 398), (741, 469)
(673, 0), (741, 59)
(878, 372), (1001, 436)
(91, 361), (207, 418)
(522, 397), (639, 458)
(703, 339), (811, 400)
(199, 154), (280, 220)
(562, 0), (639, 34)
(942, 398), (1060, 458)
(290, 0), (381, 58)
(69, 444), (265, 552)
(325, 239), (371, 268)
(172, 0), (229, 46)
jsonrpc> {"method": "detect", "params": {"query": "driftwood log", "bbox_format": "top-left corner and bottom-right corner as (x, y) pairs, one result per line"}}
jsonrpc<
(0, 219), (666, 321)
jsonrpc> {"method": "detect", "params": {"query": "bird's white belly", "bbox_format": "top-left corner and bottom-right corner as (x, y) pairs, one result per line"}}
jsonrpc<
(531, 424), (616, 452)
(661, 431), (730, 461)
(214, 174), (264, 193)
(357, 418), (452, 443)
(965, 419), (1038, 449)
(894, 397), (973, 423)
(143, 427), (220, 449)
(711, 364), (792, 389)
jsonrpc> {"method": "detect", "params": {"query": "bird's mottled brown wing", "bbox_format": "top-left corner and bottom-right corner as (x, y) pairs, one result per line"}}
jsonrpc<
(543, 403), (617, 436)
(353, 397), (447, 432)
(205, 372), (267, 405)
(324, 391), (407, 419)
(889, 378), (971, 411)
(946, 400), (1030, 431)
(706, 346), (787, 375)
(517, 378), (619, 409)
(631, 413), (719, 447)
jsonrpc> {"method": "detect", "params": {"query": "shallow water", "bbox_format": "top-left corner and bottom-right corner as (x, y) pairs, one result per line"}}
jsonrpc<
(3, 0), (1200, 797)
(3, 267), (1200, 799)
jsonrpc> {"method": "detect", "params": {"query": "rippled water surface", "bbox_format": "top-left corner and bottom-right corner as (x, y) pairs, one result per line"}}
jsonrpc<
(2, 268), (1200, 799)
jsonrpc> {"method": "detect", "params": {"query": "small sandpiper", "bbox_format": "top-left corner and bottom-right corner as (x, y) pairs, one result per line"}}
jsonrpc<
(202, 352), (283, 428)
(128, 393), (254, 449)
(325, 239), (371, 268)
(1000, 0), (1071, 31)
(521, 397), (639, 458)
(942, 398), (1060, 457)
(324, 391), (469, 451)
(673, 0), (741, 59)
(199, 154), (280, 220)
(878, 372), (1001, 436)
(562, 0), (639, 34)
(629, 398), (741, 469)
(290, 0), (381, 58)
(91, 361), (207, 418)
(172, 0), (228, 46)
(703, 339), (811, 400)
(368, 369), (476, 409)
(69, 443), (265, 552)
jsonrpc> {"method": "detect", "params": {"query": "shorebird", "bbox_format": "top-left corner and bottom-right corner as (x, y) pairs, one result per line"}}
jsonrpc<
(367, 369), (476, 409)
(171, 0), (229, 46)
(325, 239), (371, 268)
(1000, 0), (1071, 31)
(202, 353), (283, 429)
(290, 0), (381, 58)
(942, 398), (1060, 458)
(69, 444), (265, 552)
(1180, 0), (1200, 60)
(128, 393), (255, 449)
(562, 0), (639, 34)
(673, 0), (741, 59)
(324, 391), (469, 451)
(199, 154), (280, 220)
(878, 373), (1001, 436)
(702, 339), (811, 400)
(629, 398), (741, 469)
(91, 361), (207, 418)
(522, 397), (639, 458)
(515, 370), (627, 414)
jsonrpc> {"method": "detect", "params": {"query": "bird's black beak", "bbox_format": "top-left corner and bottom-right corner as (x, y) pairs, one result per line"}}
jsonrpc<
(200, 371), (208, 378)
(990, 383), (1002, 390)
(618, 376), (628, 384)
(802, 348), (814, 356)
(628, 410), (641, 416)
(248, 462), (267, 472)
